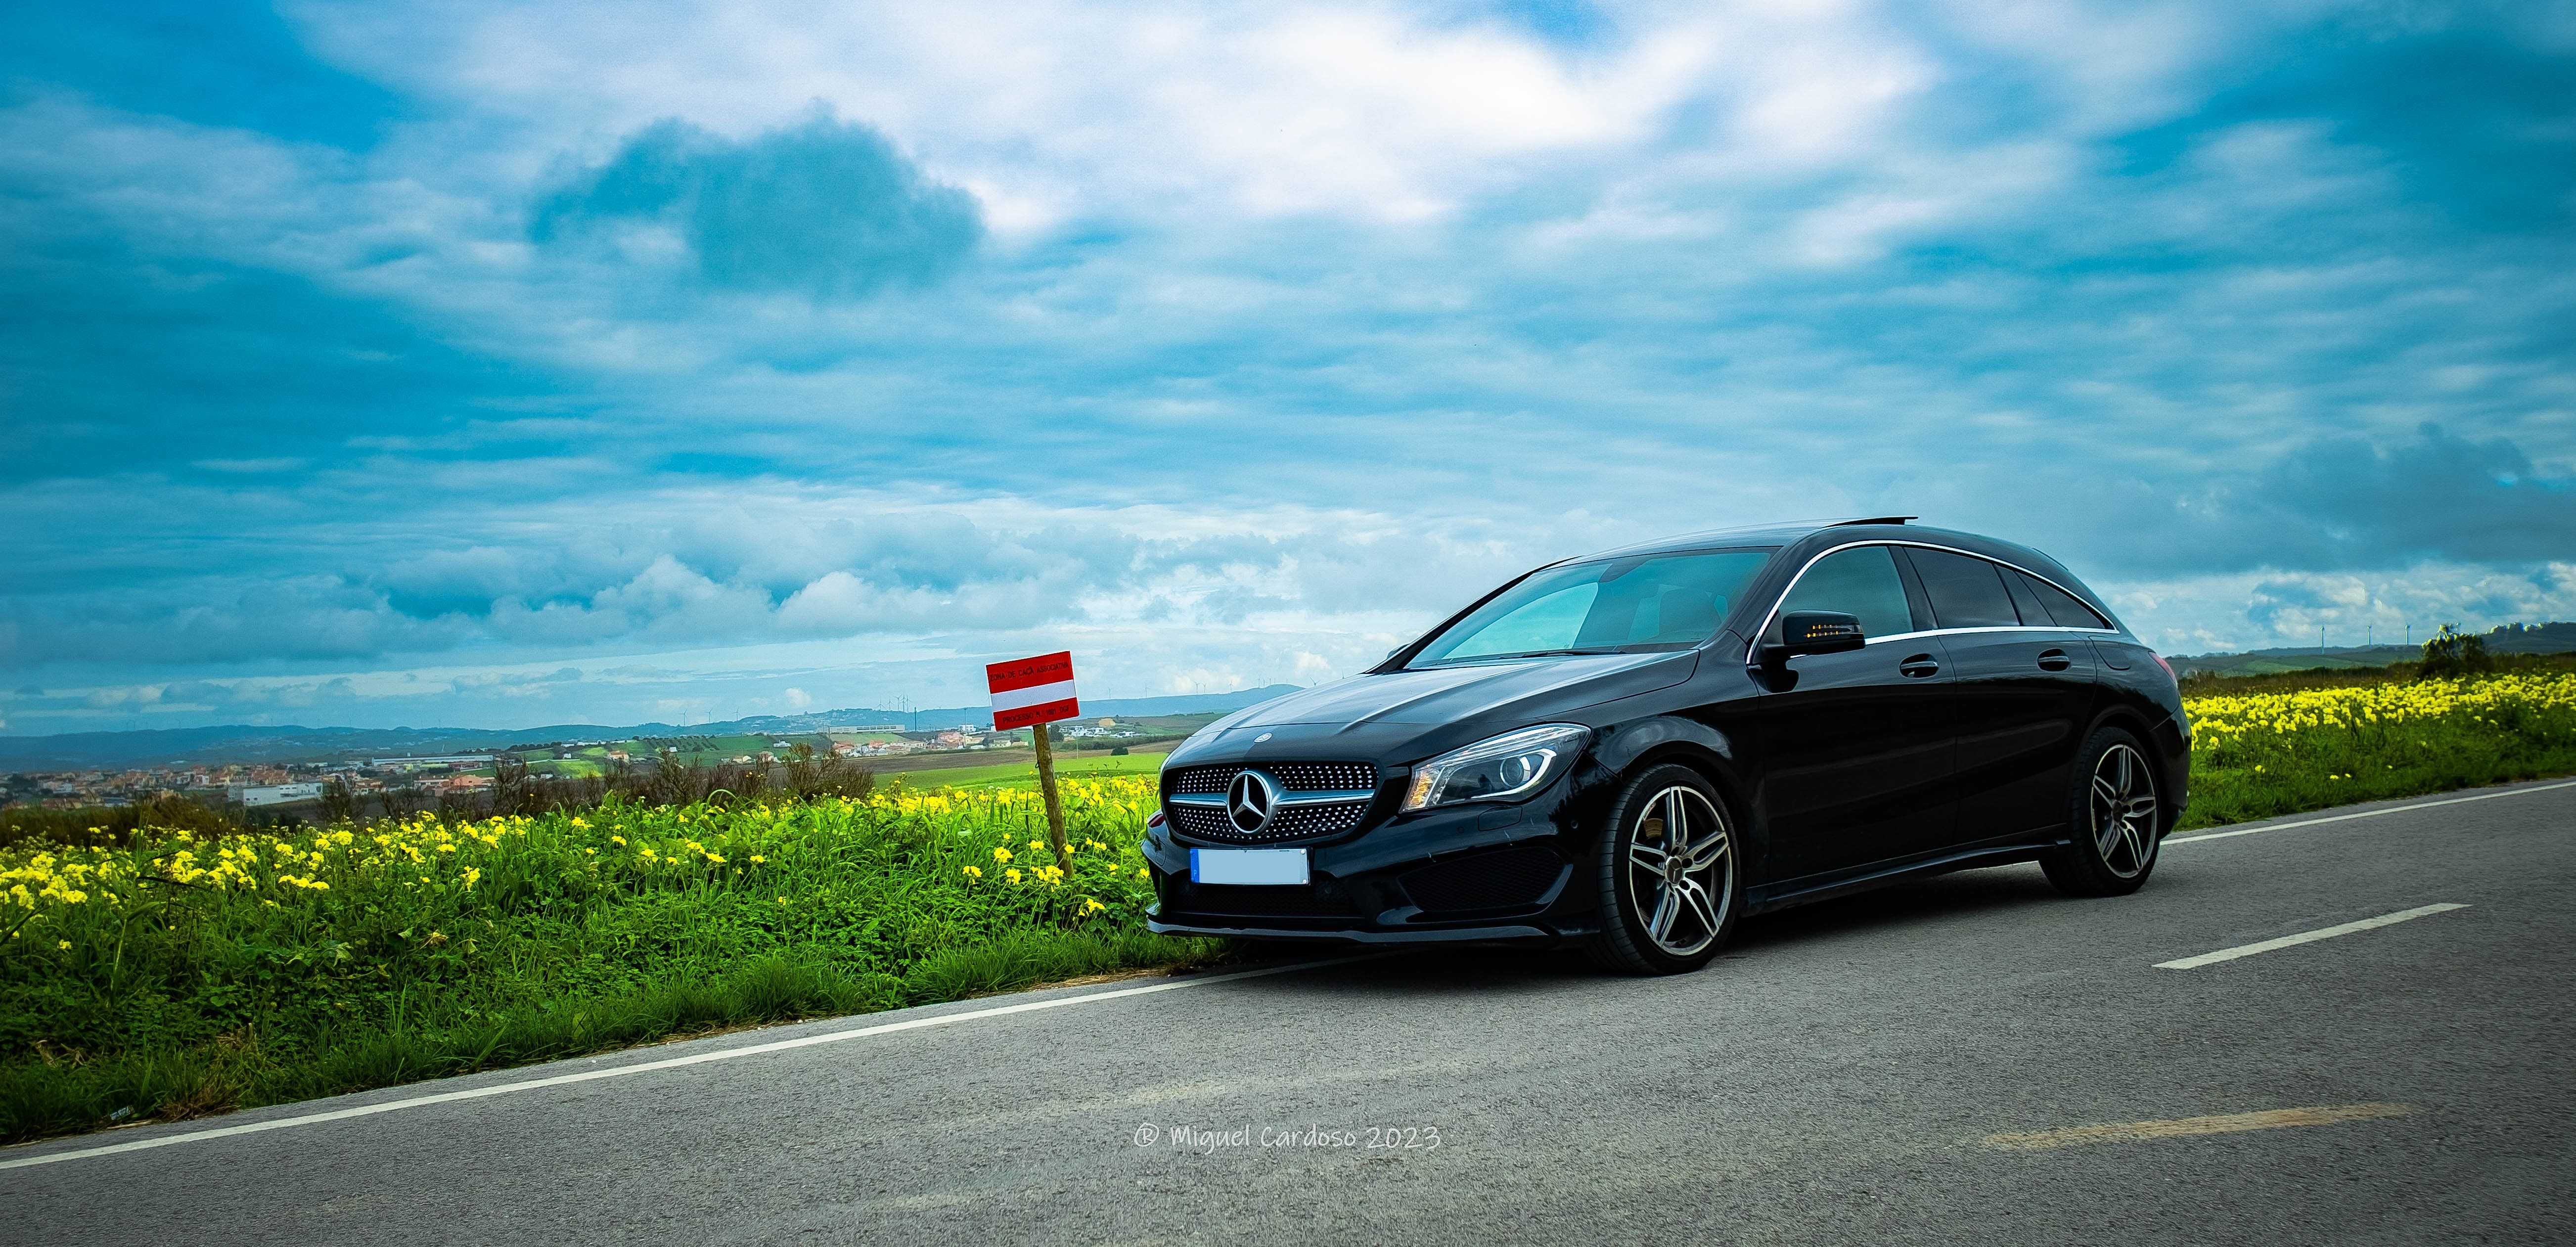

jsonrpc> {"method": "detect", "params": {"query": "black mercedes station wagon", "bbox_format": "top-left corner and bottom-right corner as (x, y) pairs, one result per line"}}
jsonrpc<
(1140, 518), (2188, 974)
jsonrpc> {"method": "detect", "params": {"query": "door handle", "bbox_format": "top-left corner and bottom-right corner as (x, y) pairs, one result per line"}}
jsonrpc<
(2037, 648), (2072, 671)
(1899, 654), (1941, 678)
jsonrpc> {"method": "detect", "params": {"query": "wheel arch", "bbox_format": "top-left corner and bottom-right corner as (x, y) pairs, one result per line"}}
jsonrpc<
(2081, 701), (2180, 833)
(1583, 714), (1763, 873)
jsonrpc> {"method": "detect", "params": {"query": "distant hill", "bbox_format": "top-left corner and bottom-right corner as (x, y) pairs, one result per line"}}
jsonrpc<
(0, 686), (1304, 771)
(2168, 621), (2576, 678)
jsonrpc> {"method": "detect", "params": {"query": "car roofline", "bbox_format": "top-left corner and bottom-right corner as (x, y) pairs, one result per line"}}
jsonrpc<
(1568, 516), (1912, 564)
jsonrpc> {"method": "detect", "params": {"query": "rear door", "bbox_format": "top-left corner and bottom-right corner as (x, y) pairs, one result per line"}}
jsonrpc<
(1901, 548), (2101, 843)
(1749, 544), (1958, 880)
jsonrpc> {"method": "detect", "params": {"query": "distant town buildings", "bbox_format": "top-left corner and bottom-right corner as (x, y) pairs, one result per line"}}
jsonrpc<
(239, 782), (324, 807)
(368, 755), (499, 770)
(5, 718), (1167, 814)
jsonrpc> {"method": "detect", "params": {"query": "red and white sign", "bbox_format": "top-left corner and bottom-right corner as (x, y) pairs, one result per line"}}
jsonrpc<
(986, 651), (1080, 731)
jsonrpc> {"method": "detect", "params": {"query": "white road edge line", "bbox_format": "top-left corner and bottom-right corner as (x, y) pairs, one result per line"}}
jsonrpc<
(0, 954), (1376, 1174)
(2155, 903), (2470, 970)
(2165, 779), (2576, 846)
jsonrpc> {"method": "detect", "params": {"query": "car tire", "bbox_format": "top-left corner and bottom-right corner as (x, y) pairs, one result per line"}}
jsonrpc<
(1585, 762), (1741, 975)
(2039, 726), (2164, 897)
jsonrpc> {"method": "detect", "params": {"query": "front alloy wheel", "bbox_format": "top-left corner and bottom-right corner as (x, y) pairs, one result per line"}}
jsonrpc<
(1589, 763), (1739, 974)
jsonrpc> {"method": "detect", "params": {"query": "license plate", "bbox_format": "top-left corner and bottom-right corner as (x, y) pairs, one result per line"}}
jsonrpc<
(1189, 847), (1310, 886)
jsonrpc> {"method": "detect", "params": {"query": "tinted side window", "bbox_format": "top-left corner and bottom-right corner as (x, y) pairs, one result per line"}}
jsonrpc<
(2023, 572), (2114, 629)
(1907, 548), (2019, 628)
(1778, 546), (1914, 639)
(2002, 569), (2052, 625)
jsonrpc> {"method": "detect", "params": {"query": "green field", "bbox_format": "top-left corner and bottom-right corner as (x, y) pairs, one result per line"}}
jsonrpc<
(0, 776), (1198, 1144)
(913, 748), (1171, 791)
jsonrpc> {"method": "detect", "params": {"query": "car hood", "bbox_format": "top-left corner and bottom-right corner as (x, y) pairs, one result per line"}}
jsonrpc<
(1242, 653), (1695, 726)
(1168, 650), (1700, 769)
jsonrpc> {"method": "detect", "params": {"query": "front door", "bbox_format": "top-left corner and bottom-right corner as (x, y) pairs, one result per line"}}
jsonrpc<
(1750, 544), (1958, 880)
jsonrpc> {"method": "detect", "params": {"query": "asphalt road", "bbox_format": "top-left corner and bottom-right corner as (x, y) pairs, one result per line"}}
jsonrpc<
(8, 779), (2574, 1246)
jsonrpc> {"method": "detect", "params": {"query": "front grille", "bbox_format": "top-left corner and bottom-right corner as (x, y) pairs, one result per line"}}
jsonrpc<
(1163, 760), (1381, 846)
(1401, 847), (1567, 915)
(1168, 761), (1378, 795)
(1168, 801), (1369, 845)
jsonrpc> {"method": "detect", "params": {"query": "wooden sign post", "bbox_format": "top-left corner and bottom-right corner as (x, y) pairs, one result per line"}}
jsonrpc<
(986, 651), (1080, 872)
(1028, 727), (1068, 872)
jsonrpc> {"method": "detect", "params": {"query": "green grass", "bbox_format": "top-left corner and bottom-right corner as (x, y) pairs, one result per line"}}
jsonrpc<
(0, 780), (1212, 1144)
(2173, 670), (2576, 829)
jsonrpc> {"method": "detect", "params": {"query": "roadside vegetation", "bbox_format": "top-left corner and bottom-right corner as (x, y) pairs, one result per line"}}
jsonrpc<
(2179, 665), (2576, 827)
(4, 644), (2575, 1145)
(0, 776), (1214, 1144)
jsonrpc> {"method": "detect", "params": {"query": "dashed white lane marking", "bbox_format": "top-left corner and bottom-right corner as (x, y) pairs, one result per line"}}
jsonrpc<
(0, 955), (1372, 1174)
(2155, 903), (2470, 970)
(2165, 780), (2576, 846)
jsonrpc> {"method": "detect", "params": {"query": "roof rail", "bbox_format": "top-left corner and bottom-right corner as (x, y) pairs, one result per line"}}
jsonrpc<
(1831, 515), (1916, 526)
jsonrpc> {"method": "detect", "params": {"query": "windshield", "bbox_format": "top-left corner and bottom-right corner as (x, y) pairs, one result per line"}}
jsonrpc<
(1405, 549), (1775, 668)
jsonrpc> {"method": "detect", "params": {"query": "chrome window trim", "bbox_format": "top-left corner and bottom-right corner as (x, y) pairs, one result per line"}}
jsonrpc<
(1748, 539), (2122, 657)
(1863, 625), (2114, 646)
(1168, 790), (1375, 808)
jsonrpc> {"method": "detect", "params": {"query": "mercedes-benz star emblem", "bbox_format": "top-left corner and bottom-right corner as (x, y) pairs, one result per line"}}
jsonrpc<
(1226, 770), (1281, 834)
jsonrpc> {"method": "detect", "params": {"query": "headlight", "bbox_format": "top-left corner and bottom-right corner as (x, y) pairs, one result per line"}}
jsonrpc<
(1401, 723), (1589, 812)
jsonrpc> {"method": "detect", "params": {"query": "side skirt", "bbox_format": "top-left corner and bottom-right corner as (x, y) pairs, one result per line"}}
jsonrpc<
(1745, 841), (2052, 915)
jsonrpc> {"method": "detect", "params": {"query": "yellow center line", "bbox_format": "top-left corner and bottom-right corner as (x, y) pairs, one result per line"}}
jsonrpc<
(1981, 1103), (2416, 1151)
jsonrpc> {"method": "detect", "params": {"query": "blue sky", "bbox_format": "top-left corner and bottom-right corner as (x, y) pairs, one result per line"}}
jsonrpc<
(3, 0), (2573, 734)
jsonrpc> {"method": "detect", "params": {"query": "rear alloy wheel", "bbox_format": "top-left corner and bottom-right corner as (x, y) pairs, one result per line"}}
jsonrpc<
(1587, 763), (1739, 974)
(2040, 727), (2162, 897)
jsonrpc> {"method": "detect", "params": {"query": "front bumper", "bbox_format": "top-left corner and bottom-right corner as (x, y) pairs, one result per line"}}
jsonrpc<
(1140, 790), (1597, 945)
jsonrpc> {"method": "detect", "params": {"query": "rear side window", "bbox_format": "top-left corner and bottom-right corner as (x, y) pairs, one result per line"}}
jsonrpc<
(1906, 548), (2019, 628)
(2002, 571), (2053, 626)
(2021, 571), (2114, 630)
(1777, 546), (1914, 639)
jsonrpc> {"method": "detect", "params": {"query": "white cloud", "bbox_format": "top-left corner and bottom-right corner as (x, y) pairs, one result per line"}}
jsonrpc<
(7, 0), (2573, 733)
(296, 0), (1730, 224)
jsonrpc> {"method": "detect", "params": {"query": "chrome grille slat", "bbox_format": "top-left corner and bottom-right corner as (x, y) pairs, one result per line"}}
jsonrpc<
(1169, 761), (1378, 795)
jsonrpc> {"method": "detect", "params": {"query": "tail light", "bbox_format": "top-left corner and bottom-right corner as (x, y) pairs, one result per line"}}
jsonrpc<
(2150, 651), (2175, 680)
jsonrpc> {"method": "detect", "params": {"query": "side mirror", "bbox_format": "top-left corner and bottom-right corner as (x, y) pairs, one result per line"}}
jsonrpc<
(1763, 611), (1866, 665)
